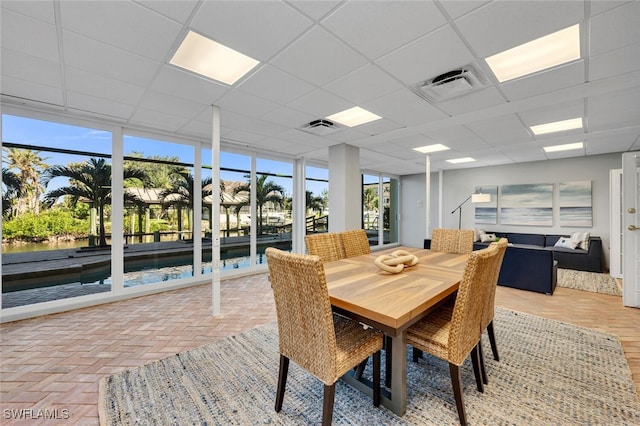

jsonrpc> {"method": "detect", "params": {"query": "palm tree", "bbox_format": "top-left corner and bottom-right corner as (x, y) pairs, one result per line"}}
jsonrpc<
(42, 158), (147, 247)
(3, 148), (48, 215)
(306, 190), (325, 216)
(158, 171), (213, 239)
(2, 167), (22, 218)
(233, 174), (285, 235)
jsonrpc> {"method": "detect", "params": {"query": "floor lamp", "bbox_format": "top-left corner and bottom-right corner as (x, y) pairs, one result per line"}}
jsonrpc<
(451, 193), (491, 229)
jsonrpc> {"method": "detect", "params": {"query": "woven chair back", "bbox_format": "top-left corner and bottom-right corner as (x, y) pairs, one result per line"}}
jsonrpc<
(431, 228), (475, 254)
(304, 232), (346, 263)
(447, 243), (502, 365)
(265, 247), (338, 383)
(339, 229), (371, 258)
(481, 238), (508, 329)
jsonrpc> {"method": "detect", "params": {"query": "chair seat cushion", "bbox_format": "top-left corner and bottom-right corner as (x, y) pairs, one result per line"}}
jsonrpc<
(333, 314), (383, 380)
(405, 301), (454, 363)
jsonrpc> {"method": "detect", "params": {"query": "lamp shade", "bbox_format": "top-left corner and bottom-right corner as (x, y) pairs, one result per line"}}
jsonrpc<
(471, 193), (491, 203)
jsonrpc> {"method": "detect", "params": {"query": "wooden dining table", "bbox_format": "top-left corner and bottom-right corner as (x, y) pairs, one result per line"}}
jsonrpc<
(324, 246), (469, 416)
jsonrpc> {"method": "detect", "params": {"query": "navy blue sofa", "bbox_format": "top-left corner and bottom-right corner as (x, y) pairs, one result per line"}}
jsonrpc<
(424, 232), (603, 295)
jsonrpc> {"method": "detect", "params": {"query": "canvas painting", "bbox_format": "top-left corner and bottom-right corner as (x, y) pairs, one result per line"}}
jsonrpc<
(500, 183), (553, 226)
(474, 185), (498, 224)
(559, 181), (593, 227)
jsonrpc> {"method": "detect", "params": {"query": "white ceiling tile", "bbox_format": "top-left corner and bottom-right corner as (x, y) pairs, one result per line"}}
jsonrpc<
(590, 1), (630, 16)
(376, 26), (475, 85)
(65, 67), (145, 105)
(238, 65), (315, 105)
(500, 61), (585, 101)
(518, 101), (584, 127)
(590, 1), (640, 56)
(590, 43), (640, 81)
(271, 26), (368, 87)
(439, 1), (490, 20)
(322, 1), (446, 60)
(323, 65), (404, 104)
(60, 1), (182, 61)
(150, 66), (229, 105)
(66, 91), (135, 120)
(585, 132), (636, 155)
(465, 114), (532, 146)
(130, 107), (190, 132)
(191, 0), (312, 61)
(260, 106), (316, 129)
(1, 48), (62, 88)
(363, 89), (448, 127)
(423, 126), (489, 150)
(288, 0), (342, 21)
(498, 144), (547, 163)
(0, 75), (64, 106)
(1, 8), (59, 62)
(62, 31), (160, 87)
(216, 90), (280, 117)
(1, 0), (55, 24)
(435, 87), (506, 116)
(287, 89), (352, 118)
(138, 91), (205, 119)
(456, 1), (583, 58)
(134, 0), (199, 23)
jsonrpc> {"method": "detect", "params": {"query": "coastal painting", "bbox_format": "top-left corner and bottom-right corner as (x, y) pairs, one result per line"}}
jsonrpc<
(500, 183), (553, 226)
(559, 181), (593, 227)
(474, 185), (498, 224)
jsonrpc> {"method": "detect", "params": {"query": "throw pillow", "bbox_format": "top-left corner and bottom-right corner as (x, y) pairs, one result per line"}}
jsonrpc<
(554, 237), (579, 249)
(480, 233), (496, 243)
(571, 231), (590, 250)
(475, 228), (486, 242)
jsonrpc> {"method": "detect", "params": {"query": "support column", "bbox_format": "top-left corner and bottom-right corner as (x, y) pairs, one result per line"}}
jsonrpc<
(328, 144), (360, 232)
(211, 106), (221, 317)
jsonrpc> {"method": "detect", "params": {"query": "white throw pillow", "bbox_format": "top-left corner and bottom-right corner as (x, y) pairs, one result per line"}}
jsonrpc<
(571, 231), (590, 250)
(554, 237), (579, 249)
(480, 233), (496, 243)
(474, 228), (485, 242)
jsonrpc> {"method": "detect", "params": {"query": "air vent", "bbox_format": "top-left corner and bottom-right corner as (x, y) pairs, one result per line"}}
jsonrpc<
(299, 119), (341, 136)
(412, 65), (486, 103)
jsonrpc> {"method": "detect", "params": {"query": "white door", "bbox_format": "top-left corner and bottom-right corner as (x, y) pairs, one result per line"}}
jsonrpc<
(622, 152), (640, 308)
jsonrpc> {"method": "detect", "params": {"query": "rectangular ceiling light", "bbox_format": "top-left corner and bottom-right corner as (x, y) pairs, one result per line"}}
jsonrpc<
(447, 157), (475, 164)
(413, 143), (450, 154)
(543, 142), (583, 152)
(530, 117), (583, 135)
(170, 31), (259, 85)
(485, 24), (580, 82)
(326, 106), (381, 127)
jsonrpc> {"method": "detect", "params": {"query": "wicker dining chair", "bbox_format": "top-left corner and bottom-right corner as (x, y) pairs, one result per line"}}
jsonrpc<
(482, 238), (508, 362)
(265, 247), (383, 425)
(431, 228), (475, 254)
(339, 229), (371, 258)
(405, 244), (504, 425)
(304, 232), (346, 263)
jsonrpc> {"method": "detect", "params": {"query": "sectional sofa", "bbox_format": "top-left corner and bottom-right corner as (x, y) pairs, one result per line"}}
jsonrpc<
(424, 231), (603, 295)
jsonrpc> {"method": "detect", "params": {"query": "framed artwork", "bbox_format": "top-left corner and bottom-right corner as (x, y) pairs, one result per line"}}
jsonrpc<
(500, 183), (553, 226)
(474, 185), (498, 224)
(559, 181), (592, 227)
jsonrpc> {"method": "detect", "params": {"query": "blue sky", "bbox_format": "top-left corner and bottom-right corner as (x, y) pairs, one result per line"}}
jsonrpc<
(2, 114), (328, 197)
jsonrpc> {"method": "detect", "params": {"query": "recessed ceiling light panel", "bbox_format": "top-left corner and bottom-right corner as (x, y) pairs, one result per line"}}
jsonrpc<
(447, 157), (475, 164)
(413, 144), (450, 154)
(530, 117), (583, 135)
(170, 31), (259, 85)
(326, 106), (381, 127)
(485, 24), (581, 82)
(543, 142), (583, 152)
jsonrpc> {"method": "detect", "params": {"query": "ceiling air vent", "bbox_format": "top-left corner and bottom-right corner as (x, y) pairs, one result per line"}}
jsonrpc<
(412, 66), (486, 103)
(299, 119), (341, 136)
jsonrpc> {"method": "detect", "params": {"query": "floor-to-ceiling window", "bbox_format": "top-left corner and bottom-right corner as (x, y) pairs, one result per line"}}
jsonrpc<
(2, 114), (113, 307)
(305, 165), (329, 234)
(362, 173), (399, 248)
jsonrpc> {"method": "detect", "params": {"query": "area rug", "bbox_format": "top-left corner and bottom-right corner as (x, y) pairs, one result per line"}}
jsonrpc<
(557, 268), (622, 296)
(99, 308), (640, 425)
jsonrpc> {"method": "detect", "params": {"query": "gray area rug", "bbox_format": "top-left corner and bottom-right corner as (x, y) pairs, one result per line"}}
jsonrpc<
(99, 308), (640, 425)
(557, 268), (622, 296)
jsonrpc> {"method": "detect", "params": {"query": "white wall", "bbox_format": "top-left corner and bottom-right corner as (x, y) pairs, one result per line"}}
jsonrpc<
(400, 153), (622, 270)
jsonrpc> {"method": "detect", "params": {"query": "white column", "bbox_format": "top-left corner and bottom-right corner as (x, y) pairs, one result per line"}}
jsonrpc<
(211, 106), (221, 316)
(425, 155), (430, 239)
(111, 126), (124, 295)
(193, 147), (202, 277)
(293, 158), (306, 253)
(328, 144), (360, 232)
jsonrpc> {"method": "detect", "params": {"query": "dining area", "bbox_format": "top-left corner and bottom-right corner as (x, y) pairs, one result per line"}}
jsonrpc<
(265, 228), (507, 425)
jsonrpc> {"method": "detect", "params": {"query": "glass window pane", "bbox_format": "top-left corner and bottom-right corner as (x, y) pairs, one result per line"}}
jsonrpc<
(363, 174), (379, 245)
(220, 152), (251, 270)
(2, 115), (112, 307)
(306, 166), (328, 234)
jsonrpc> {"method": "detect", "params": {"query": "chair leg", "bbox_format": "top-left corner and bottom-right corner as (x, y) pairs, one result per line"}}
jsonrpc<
(322, 384), (336, 426)
(275, 355), (289, 412)
(354, 358), (368, 380)
(487, 321), (500, 361)
(412, 347), (423, 362)
(470, 345), (484, 393)
(449, 363), (467, 426)
(372, 350), (381, 407)
(477, 340), (488, 385)
(385, 335), (392, 388)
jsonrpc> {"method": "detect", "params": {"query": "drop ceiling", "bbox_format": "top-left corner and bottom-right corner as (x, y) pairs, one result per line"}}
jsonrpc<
(1, 0), (639, 175)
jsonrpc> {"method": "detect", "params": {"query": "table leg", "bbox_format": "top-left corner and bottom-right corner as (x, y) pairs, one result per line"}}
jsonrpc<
(389, 333), (407, 416)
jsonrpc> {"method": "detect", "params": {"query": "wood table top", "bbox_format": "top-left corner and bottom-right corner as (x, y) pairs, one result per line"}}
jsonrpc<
(324, 247), (468, 335)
